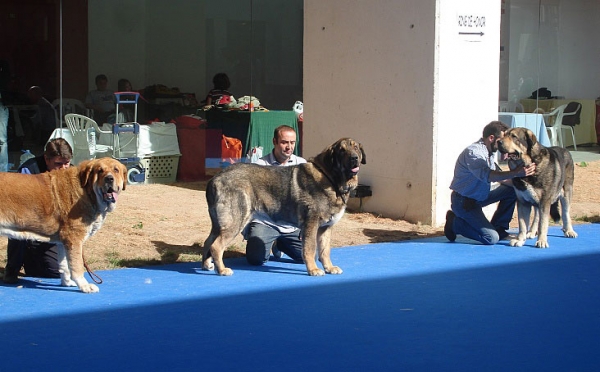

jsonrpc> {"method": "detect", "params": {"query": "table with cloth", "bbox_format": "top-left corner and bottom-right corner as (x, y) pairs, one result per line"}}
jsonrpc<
(97, 122), (180, 157)
(498, 112), (551, 147)
(205, 110), (299, 157)
(50, 123), (181, 158)
(520, 98), (598, 146)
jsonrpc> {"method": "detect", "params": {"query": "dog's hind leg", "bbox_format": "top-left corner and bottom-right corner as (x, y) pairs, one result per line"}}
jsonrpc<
(317, 227), (342, 275)
(559, 194), (578, 238)
(203, 201), (249, 276)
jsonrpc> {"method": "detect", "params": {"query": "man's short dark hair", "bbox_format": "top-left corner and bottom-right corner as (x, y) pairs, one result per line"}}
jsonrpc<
(273, 125), (295, 141)
(483, 121), (509, 138)
(95, 74), (108, 84)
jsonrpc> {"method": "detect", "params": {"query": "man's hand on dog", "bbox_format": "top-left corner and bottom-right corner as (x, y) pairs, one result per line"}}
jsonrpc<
(517, 163), (536, 177)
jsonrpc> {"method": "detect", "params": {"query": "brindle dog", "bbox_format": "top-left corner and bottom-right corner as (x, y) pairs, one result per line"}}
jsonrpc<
(203, 138), (366, 276)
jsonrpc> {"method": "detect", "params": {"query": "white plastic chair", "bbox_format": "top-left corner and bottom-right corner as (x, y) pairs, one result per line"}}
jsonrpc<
(542, 103), (580, 150)
(64, 113), (113, 164)
(498, 100), (525, 113)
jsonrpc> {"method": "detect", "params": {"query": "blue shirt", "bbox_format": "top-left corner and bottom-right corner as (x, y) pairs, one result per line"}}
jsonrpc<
(449, 139), (498, 201)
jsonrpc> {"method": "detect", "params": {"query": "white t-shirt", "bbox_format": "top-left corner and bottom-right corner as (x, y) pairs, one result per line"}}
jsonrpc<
(249, 151), (307, 234)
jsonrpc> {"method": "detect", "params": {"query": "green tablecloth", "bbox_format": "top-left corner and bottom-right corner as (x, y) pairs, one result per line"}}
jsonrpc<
(247, 110), (299, 156)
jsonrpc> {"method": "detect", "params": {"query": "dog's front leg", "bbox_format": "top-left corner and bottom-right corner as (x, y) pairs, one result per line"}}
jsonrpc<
(302, 224), (324, 276)
(527, 206), (540, 238)
(63, 240), (99, 293)
(510, 202), (531, 247)
(57, 243), (76, 287)
(535, 202), (552, 248)
(317, 227), (342, 274)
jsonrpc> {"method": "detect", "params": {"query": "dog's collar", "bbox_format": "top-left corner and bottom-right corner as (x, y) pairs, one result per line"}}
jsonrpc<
(312, 162), (350, 203)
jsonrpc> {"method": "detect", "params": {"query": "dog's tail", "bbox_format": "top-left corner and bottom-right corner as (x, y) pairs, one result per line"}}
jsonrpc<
(550, 202), (561, 223)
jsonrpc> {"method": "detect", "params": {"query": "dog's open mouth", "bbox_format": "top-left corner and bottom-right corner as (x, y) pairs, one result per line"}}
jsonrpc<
(350, 166), (360, 175)
(506, 152), (521, 161)
(103, 187), (119, 203)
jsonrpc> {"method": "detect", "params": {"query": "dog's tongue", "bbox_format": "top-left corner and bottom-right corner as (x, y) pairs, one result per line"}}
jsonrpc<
(351, 166), (360, 174)
(104, 192), (118, 203)
(501, 153), (509, 161)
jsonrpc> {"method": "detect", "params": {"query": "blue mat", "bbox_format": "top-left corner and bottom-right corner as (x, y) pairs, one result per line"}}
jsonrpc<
(2, 224), (599, 371)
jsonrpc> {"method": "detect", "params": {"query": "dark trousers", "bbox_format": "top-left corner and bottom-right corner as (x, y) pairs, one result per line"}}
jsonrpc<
(245, 222), (304, 265)
(5, 239), (60, 278)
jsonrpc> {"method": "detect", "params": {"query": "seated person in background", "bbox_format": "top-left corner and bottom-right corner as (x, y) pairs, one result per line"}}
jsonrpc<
(116, 78), (149, 123)
(2, 138), (73, 284)
(85, 74), (115, 124)
(27, 85), (58, 145)
(204, 72), (232, 108)
(244, 125), (306, 266)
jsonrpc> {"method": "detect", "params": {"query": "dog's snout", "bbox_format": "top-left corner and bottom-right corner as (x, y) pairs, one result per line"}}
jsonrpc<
(105, 174), (114, 184)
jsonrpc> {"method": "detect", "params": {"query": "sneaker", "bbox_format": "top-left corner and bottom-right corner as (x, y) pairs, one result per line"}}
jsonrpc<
(496, 228), (510, 240)
(444, 210), (456, 242)
(271, 243), (282, 259)
(2, 269), (19, 284)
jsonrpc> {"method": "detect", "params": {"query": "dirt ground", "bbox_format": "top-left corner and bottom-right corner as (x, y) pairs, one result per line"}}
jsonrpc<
(1, 160), (600, 273)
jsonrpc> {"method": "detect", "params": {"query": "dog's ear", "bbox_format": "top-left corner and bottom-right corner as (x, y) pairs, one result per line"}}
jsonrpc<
(525, 129), (538, 153)
(121, 163), (128, 190)
(79, 160), (96, 189)
(359, 142), (367, 164)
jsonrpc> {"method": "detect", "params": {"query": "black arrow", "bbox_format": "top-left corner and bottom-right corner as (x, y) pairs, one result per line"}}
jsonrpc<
(459, 32), (484, 36)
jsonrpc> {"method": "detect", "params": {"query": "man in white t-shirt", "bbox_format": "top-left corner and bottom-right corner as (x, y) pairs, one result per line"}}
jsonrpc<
(245, 125), (306, 265)
(85, 74), (115, 124)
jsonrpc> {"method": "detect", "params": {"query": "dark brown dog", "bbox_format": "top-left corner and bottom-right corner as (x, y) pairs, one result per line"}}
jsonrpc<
(0, 158), (127, 292)
(203, 138), (366, 276)
(498, 127), (577, 248)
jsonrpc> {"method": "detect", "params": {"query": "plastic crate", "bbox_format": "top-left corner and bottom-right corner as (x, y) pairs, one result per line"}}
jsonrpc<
(139, 155), (181, 184)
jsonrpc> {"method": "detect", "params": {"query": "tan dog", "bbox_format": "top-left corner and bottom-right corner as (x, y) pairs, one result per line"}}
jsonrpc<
(203, 138), (366, 276)
(0, 157), (127, 292)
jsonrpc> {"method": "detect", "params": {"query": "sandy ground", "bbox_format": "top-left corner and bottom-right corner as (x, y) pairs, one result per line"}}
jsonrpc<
(1, 160), (600, 272)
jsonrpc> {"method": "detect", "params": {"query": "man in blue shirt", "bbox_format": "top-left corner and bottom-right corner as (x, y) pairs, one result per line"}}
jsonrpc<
(445, 121), (536, 245)
(244, 125), (306, 265)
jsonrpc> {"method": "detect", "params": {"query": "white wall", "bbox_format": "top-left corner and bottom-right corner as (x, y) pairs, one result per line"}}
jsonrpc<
(304, 0), (501, 225)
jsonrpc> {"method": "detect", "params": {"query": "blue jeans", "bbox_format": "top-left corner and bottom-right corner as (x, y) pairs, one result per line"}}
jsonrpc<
(245, 222), (304, 265)
(450, 185), (517, 245)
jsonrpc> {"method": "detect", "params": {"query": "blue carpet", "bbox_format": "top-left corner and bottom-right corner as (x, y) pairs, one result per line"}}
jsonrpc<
(1, 224), (599, 371)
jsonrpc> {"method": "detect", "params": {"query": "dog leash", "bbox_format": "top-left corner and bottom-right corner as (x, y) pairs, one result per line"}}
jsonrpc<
(82, 251), (103, 284)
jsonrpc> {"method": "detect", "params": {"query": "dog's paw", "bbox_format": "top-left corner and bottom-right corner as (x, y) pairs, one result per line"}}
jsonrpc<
(308, 268), (325, 276)
(526, 232), (538, 239)
(509, 238), (525, 247)
(79, 283), (100, 293)
(325, 266), (343, 275)
(202, 259), (214, 271)
(217, 267), (233, 276)
(535, 240), (550, 248)
(563, 229), (578, 238)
